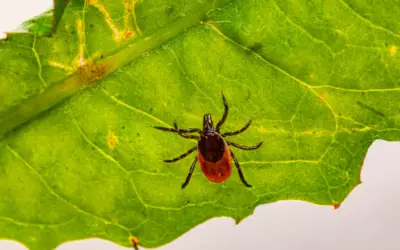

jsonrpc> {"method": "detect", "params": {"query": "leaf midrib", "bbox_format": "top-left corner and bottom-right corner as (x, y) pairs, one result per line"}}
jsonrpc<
(0, 0), (233, 139)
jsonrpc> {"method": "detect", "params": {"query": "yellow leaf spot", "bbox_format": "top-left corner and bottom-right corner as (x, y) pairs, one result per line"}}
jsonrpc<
(390, 45), (397, 56)
(257, 126), (267, 134)
(335, 29), (344, 35)
(107, 131), (119, 149)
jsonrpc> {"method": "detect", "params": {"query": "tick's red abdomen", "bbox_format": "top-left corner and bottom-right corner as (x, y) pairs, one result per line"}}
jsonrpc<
(198, 144), (232, 183)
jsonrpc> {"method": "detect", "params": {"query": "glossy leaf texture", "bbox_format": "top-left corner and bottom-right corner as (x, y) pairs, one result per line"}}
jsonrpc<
(1, 0), (400, 249)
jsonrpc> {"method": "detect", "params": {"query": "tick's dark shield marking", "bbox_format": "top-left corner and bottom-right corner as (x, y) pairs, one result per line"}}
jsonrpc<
(154, 93), (263, 188)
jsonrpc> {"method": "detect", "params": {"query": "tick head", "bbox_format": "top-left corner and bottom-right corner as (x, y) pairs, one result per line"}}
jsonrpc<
(203, 113), (214, 131)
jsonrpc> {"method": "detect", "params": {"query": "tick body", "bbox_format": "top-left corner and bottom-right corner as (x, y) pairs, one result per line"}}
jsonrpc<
(154, 93), (262, 188)
(198, 129), (232, 183)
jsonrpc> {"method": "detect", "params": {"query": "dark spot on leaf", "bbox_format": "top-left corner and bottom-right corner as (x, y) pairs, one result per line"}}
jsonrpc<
(78, 62), (109, 84)
(90, 24), (94, 28)
(200, 13), (209, 23)
(246, 89), (251, 100)
(149, 108), (154, 113)
(100, 54), (104, 59)
(137, 133), (140, 136)
(357, 101), (385, 117)
(249, 42), (263, 52)
(187, 200), (190, 203)
(361, 92), (365, 95)
(122, 126), (125, 130)
(165, 6), (175, 16)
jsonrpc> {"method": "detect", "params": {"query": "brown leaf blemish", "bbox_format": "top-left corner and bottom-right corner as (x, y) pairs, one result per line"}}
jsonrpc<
(125, 30), (133, 38)
(78, 62), (109, 85)
(130, 236), (139, 250)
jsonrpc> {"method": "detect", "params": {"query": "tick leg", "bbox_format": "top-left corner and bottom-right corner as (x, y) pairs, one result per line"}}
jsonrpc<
(173, 120), (202, 133)
(164, 147), (197, 163)
(154, 122), (200, 139)
(222, 120), (252, 137)
(173, 121), (200, 139)
(216, 92), (229, 132)
(230, 150), (252, 187)
(181, 157), (198, 189)
(227, 141), (263, 150)
(153, 126), (177, 132)
(154, 125), (200, 134)
(177, 133), (200, 139)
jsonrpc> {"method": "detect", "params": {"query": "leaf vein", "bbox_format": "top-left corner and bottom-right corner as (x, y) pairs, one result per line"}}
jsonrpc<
(339, 0), (400, 39)
(0, 216), (73, 228)
(102, 88), (170, 126)
(271, 0), (335, 55)
(6, 145), (132, 234)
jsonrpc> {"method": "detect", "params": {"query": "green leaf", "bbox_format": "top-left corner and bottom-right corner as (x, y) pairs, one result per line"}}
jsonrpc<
(53, 0), (70, 33)
(18, 10), (53, 37)
(18, 0), (70, 37)
(1, 0), (400, 249)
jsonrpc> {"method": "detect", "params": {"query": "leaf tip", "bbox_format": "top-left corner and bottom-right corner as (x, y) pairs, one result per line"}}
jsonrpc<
(333, 203), (341, 210)
(130, 236), (140, 250)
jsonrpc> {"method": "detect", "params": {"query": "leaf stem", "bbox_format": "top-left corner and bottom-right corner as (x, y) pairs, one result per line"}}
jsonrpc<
(0, 0), (232, 139)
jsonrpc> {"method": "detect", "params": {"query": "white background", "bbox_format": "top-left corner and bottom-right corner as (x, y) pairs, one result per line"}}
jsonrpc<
(1, 1), (400, 249)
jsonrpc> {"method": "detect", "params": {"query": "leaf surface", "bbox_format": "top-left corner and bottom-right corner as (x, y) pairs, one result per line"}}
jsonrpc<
(0, 0), (400, 249)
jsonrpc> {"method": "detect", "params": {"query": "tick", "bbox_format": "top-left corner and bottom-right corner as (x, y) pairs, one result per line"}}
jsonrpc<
(154, 93), (263, 188)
